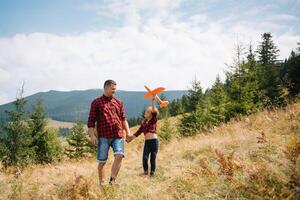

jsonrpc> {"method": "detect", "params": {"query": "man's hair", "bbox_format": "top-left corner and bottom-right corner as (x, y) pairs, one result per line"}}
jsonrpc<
(103, 80), (117, 88)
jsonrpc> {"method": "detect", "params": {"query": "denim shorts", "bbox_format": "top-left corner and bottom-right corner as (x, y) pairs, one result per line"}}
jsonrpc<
(97, 138), (125, 163)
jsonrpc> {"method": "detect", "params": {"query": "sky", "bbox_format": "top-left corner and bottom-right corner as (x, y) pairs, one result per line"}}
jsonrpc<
(0, 0), (299, 105)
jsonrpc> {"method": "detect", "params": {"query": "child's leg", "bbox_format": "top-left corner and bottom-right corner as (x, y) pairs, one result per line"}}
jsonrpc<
(142, 141), (151, 174)
(150, 139), (159, 175)
(150, 151), (157, 175)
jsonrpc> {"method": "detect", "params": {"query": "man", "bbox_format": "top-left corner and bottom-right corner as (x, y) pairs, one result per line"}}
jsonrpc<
(88, 80), (131, 186)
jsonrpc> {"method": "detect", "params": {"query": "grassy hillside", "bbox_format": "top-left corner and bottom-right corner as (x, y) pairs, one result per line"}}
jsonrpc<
(47, 119), (75, 129)
(0, 102), (299, 199)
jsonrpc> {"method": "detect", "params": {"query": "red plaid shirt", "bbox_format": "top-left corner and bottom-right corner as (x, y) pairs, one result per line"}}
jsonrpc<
(87, 95), (126, 138)
(134, 112), (158, 137)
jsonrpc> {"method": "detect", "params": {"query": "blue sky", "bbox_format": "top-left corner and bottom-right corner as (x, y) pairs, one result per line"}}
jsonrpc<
(0, 0), (103, 36)
(0, 0), (299, 104)
(1, 0), (299, 36)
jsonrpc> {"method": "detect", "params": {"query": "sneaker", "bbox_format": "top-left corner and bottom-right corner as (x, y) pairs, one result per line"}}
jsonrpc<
(138, 172), (148, 177)
(150, 171), (155, 177)
(99, 181), (109, 187)
(109, 177), (120, 187)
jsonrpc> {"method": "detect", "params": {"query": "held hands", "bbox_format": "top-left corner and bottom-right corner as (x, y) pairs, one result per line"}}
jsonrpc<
(126, 134), (136, 143)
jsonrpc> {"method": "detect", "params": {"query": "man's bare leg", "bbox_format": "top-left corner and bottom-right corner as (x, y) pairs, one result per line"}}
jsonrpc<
(110, 155), (123, 181)
(98, 163), (106, 185)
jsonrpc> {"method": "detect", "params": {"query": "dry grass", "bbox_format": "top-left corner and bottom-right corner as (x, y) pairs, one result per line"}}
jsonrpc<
(47, 119), (75, 129)
(0, 102), (300, 199)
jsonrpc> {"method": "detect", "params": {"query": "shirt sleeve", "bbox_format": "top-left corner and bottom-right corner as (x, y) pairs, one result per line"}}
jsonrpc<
(120, 101), (126, 121)
(134, 125), (143, 137)
(87, 100), (97, 128)
(150, 112), (158, 123)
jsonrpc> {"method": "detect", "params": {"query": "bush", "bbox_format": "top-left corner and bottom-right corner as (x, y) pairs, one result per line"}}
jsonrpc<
(65, 121), (90, 159)
(159, 118), (176, 142)
(0, 96), (63, 167)
(179, 99), (226, 137)
(34, 127), (63, 163)
(179, 113), (201, 137)
(29, 99), (62, 163)
(1, 97), (36, 168)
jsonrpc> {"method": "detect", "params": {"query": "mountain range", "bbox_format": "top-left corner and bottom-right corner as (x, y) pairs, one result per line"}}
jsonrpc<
(0, 89), (187, 122)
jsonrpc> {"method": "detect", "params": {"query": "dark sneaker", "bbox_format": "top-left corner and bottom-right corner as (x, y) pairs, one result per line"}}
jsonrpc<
(109, 177), (120, 187)
(150, 171), (155, 177)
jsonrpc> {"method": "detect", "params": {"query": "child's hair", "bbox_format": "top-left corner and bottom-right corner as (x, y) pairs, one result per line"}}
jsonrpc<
(148, 106), (159, 115)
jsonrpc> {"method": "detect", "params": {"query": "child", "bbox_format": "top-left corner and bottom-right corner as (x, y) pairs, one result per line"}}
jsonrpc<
(126, 96), (159, 176)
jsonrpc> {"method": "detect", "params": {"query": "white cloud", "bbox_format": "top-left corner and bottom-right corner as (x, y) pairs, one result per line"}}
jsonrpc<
(0, 0), (299, 105)
(277, 32), (300, 56)
(268, 14), (298, 21)
(189, 14), (208, 25)
(94, 0), (183, 27)
(243, 4), (277, 16)
(0, 68), (10, 83)
(0, 24), (232, 104)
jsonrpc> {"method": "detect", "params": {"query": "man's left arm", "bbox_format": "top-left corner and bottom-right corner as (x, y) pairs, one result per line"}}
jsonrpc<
(122, 120), (131, 137)
(120, 101), (131, 136)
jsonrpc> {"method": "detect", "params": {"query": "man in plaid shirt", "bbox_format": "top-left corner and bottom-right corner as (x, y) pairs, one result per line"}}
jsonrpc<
(88, 80), (131, 186)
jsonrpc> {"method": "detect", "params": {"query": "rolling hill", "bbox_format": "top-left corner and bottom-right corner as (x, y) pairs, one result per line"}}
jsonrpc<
(0, 101), (299, 199)
(0, 89), (187, 122)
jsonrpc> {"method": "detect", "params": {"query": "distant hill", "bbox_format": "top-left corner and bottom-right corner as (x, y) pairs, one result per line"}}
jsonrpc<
(0, 89), (187, 122)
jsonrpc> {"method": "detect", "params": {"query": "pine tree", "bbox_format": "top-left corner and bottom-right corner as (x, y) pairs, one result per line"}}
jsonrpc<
(179, 79), (206, 136)
(178, 33), (296, 138)
(225, 42), (249, 118)
(0, 88), (35, 168)
(281, 49), (300, 96)
(256, 32), (283, 105)
(180, 95), (223, 135)
(29, 99), (62, 163)
(182, 76), (229, 135)
(206, 76), (229, 122)
(186, 77), (204, 112)
(257, 33), (279, 66)
(179, 112), (201, 136)
(65, 121), (89, 159)
(225, 42), (265, 118)
(159, 118), (175, 142)
(241, 44), (265, 111)
(169, 99), (184, 116)
(225, 41), (245, 100)
(180, 94), (190, 113)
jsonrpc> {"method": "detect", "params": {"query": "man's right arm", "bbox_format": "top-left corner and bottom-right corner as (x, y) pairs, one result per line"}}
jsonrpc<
(89, 128), (97, 146)
(88, 101), (98, 146)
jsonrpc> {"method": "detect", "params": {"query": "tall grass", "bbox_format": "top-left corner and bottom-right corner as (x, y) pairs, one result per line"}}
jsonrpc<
(0, 101), (299, 199)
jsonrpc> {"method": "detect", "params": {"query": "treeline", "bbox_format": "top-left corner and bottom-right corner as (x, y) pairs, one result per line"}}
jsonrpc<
(0, 89), (96, 169)
(130, 33), (300, 135)
(177, 33), (299, 136)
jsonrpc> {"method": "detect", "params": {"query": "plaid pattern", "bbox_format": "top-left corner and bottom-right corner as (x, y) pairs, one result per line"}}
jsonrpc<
(134, 112), (158, 137)
(88, 95), (126, 138)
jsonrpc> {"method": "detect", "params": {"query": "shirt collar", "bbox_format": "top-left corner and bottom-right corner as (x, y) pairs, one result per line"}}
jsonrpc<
(102, 94), (113, 101)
